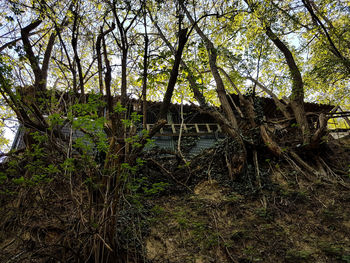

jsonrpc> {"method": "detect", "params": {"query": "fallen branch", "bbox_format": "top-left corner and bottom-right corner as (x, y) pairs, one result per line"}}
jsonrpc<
(149, 158), (192, 192)
(0, 148), (25, 158)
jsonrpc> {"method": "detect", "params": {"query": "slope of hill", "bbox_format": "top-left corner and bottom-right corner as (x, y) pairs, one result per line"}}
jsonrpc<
(0, 135), (349, 262)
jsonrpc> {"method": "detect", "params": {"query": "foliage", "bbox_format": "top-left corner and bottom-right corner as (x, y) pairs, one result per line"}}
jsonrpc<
(0, 0), (349, 262)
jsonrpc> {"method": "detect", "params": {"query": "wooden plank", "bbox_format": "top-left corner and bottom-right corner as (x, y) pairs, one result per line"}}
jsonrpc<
(154, 132), (214, 137)
(339, 107), (350, 127)
(194, 124), (200, 133)
(183, 124), (188, 132)
(217, 124), (222, 132)
(328, 113), (350, 117)
(206, 123), (212, 132)
(329, 128), (350, 132)
(145, 123), (224, 135)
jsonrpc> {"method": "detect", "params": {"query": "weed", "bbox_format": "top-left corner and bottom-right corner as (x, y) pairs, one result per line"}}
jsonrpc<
(319, 242), (350, 262)
(255, 207), (273, 220)
(242, 245), (263, 262)
(174, 210), (189, 227)
(285, 249), (312, 262)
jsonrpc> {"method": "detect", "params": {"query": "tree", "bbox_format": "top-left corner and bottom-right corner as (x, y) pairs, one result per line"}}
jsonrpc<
(0, 0), (349, 261)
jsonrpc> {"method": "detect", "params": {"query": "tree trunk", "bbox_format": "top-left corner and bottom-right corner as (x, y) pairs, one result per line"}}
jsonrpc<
(265, 26), (310, 144)
(121, 47), (128, 106)
(142, 11), (149, 128)
(148, 10), (208, 108)
(181, 2), (239, 130)
(158, 28), (188, 120)
(96, 24), (115, 94)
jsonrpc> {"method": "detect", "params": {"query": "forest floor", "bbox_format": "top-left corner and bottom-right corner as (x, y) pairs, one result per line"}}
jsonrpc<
(0, 134), (349, 263)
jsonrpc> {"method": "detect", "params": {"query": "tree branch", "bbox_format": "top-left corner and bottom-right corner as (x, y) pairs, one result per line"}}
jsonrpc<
(158, 28), (188, 119)
(21, 20), (44, 91)
(180, 1), (239, 129)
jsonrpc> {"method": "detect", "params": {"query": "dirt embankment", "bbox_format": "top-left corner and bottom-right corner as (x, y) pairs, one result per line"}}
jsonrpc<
(0, 136), (349, 262)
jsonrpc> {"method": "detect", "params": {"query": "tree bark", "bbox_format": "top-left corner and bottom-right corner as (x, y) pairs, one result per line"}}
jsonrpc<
(158, 28), (188, 120)
(42, 32), (57, 84)
(148, 10), (208, 108)
(21, 20), (58, 94)
(142, 11), (149, 128)
(265, 26), (310, 144)
(131, 26), (190, 160)
(21, 20), (44, 93)
(121, 48), (128, 106)
(71, 9), (84, 95)
(96, 24), (115, 94)
(181, 2), (239, 130)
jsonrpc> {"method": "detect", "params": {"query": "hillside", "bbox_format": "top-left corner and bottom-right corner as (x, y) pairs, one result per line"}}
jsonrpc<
(1, 135), (349, 263)
(1, 0), (350, 262)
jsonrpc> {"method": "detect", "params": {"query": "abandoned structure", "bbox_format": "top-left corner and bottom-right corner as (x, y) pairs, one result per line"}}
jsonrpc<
(10, 93), (348, 157)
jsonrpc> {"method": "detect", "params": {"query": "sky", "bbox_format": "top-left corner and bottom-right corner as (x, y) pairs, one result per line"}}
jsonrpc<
(1, 119), (18, 153)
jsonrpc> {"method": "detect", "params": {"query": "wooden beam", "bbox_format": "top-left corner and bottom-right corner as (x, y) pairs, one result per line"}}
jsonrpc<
(206, 123), (211, 132)
(194, 124), (200, 133)
(144, 123), (225, 135)
(183, 123), (188, 132)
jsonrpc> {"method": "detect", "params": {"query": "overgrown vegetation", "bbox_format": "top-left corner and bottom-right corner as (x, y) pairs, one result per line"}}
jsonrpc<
(1, 134), (349, 262)
(0, 0), (349, 262)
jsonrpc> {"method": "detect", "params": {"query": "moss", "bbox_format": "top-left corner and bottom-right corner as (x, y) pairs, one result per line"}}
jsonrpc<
(280, 189), (309, 203)
(285, 249), (313, 262)
(174, 209), (190, 228)
(321, 208), (343, 222)
(254, 207), (273, 221)
(231, 229), (252, 240)
(225, 193), (243, 203)
(150, 204), (166, 216)
(242, 245), (263, 262)
(319, 242), (350, 262)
